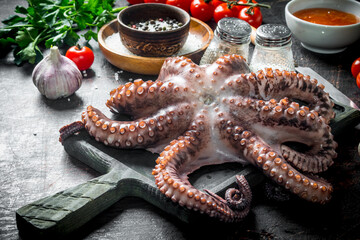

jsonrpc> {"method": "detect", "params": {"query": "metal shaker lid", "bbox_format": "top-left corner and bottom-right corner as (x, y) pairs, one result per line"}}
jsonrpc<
(255, 24), (292, 47)
(216, 17), (252, 44)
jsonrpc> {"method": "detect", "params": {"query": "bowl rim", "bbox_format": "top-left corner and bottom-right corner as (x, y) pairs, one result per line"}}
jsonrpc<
(98, 18), (214, 61)
(97, 17), (214, 74)
(285, 0), (360, 28)
(117, 3), (191, 35)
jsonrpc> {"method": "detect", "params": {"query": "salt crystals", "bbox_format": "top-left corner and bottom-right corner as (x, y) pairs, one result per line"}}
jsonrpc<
(105, 32), (203, 56)
(114, 70), (124, 81)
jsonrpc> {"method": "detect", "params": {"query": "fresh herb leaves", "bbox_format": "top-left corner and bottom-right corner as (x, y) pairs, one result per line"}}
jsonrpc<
(0, 0), (125, 65)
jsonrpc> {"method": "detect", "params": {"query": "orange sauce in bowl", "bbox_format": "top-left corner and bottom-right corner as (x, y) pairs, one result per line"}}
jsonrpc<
(293, 8), (360, 26)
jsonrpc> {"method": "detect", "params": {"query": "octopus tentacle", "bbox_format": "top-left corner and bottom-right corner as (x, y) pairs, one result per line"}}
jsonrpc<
(220, 69), (335, 122)
(224, 96), (337, 174)
(281, 144), (336, 174)
(59, 121), (84, 142)
(251, 141), (333, 204)
(82, 104), (194, 150)
(158, 55), (250, 92)
(225, 175), (252, 213)
(203, 55), (251, 87)
(219, 119), (333, 203)
(158, 56), (202, 83)
(152, 116), (252, 222)
(61, 55), (339, 222)
(106, 79), (192, 118)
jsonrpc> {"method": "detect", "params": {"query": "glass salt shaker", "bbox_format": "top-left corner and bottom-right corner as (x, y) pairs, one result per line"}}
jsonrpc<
(200, 17), (252, 65)
(249, 24), (295, 72)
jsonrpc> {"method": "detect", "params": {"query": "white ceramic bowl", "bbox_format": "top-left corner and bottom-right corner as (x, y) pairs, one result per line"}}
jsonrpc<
(285, 0), (360, 54)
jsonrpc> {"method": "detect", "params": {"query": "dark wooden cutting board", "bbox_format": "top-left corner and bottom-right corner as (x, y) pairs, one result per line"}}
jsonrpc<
(16, 101), (360, 239)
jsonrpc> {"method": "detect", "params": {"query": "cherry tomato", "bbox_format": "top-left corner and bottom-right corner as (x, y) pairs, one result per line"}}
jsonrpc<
(213, 3), (235, 23)
(229, 5), (242, 16)
(166, 0), (192, 12)
(190, 0), (214, 22)
(233, 0), (257, 15)
(212, 0), (224, 8)
(237, 0), (257, 5)
(351, 57), (360, 79)
(238, 6), (262, 28)
(66, 45), (94, 71)
(144, 0), (166, 3)
(126, 0), (144, 4)
(356, 72), (360, 89)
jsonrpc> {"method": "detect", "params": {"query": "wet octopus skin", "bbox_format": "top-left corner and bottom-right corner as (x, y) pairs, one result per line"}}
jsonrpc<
(60, 54), (337, 222)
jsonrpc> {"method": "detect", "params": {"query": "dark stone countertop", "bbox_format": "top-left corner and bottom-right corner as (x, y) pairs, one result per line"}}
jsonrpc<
(1, 0), (360, 239)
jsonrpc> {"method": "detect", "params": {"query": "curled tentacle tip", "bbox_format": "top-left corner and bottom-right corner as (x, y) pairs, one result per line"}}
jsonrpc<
(58, 121), (85, 143)
(225, 188), (246, 210)
(225, 175), (252, 211)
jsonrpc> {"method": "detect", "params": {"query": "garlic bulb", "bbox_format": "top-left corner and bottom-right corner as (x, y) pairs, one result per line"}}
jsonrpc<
(32, 46), (82, 100)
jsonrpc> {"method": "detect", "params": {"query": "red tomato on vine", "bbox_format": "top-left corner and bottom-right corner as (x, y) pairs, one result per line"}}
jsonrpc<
(190, 0), (215, 22)
(144, 0), (166, 3)
(238, 6), (262, 28)
(166, 0), (192, 12)
(237, 0), (258, 6)
(233, 0), (258, 15)
(213, 3), (235, 23)
(126, 0), (144, 4)
(212, 0), (224, 8)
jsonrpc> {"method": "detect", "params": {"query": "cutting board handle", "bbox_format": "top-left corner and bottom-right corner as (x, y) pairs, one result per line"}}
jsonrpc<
(331, 100), (360, 136)
(15, 135), (194, 238)
(16, 169), (131, 238)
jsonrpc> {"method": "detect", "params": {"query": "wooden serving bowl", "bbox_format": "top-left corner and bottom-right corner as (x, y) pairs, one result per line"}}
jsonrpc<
(117, 3), (191, 57)
(98, 18), (213, 75)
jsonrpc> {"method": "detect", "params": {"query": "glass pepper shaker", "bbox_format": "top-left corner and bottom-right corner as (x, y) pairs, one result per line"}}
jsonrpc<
(249, 24), (295, 72)
(200, 17), (252, 65)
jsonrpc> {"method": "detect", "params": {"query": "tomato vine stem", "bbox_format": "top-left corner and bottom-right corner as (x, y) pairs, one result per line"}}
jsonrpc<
(220, 0), (270, 15)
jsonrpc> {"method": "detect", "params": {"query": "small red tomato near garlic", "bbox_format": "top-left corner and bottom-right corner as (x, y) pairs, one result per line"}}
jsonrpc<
(66, 45), (95, 71)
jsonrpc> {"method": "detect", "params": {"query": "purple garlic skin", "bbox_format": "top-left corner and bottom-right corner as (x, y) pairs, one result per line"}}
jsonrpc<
(32, 46), (82, 100)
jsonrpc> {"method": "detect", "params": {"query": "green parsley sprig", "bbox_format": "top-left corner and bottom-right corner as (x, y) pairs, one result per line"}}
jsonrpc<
(0, 0), (126, 65)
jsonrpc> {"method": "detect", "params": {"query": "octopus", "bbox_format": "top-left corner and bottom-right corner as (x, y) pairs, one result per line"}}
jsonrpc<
(60, 54), (337, 222)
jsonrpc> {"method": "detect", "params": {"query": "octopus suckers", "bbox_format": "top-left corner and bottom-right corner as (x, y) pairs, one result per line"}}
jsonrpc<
(60, 54), (337, 223)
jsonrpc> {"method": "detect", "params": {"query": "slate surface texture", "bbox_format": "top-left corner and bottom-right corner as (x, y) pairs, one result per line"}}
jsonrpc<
(1, 0), (360, 239)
